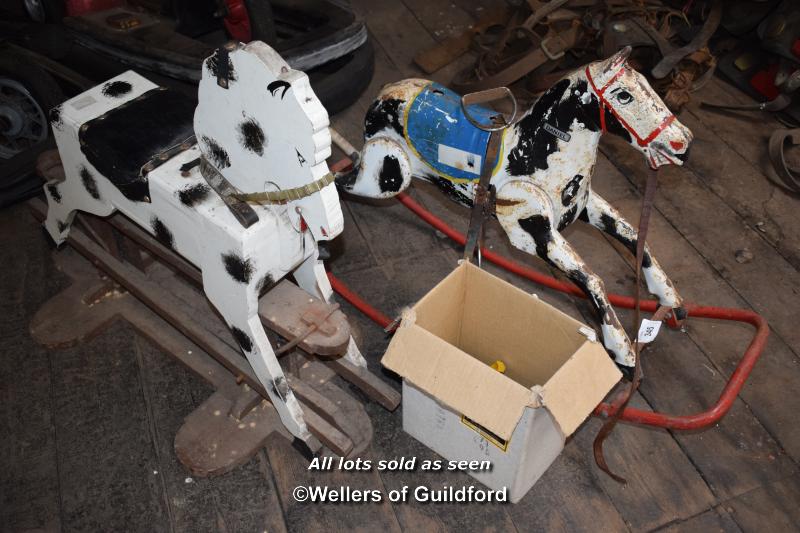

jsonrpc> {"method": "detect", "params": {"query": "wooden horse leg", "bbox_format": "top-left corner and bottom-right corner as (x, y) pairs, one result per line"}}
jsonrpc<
(294, 249), (368, 368)
(496, 180), (634, 367)
(42, 157), (115, 246)
(582, 191), (684, 316)
(201, 260), (321, 453)
(43, 187), (78, 245)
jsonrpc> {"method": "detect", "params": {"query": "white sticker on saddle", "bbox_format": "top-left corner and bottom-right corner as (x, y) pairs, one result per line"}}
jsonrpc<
(437, 144), (482, 175)
(637, 319), (662, 343)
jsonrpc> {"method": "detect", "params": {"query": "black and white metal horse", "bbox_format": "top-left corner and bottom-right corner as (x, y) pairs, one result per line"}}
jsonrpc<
(339, 47), (692, 371)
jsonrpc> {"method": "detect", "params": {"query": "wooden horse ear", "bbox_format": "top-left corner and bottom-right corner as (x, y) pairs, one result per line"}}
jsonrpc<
(604, 46), (631, 73)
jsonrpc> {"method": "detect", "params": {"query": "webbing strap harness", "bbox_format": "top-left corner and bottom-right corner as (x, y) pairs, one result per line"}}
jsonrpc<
(231, 172), (336, 204)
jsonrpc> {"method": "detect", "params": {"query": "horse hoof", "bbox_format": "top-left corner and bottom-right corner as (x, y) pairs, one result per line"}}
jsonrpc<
(667, 306), (688, 329)
(617, 363), (643, 382)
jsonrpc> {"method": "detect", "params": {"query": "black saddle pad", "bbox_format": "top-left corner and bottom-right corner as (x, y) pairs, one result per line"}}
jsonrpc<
(79, 87), (196, 202)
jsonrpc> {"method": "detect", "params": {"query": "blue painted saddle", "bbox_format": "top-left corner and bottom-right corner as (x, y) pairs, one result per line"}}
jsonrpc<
(405, 82), (502, 182)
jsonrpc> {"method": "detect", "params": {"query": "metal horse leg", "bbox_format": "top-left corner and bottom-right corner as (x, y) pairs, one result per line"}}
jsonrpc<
(583, 191), (684, 313)
(496, 180), (634, 367)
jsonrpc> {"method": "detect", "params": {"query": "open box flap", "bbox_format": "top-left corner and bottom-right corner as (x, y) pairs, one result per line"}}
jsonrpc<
(382, 324), (534, 441)
(540, 339), (622, 436)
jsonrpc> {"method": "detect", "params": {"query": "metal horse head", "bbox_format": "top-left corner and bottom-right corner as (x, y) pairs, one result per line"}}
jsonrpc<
(585, 46), (692, 169)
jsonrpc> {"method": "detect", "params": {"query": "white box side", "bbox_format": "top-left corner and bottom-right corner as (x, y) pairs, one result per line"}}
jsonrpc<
(402, 381), (564, 503)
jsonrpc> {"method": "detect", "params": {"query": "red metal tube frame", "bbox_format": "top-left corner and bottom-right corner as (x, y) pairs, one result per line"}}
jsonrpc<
(327, 183), (769, 431)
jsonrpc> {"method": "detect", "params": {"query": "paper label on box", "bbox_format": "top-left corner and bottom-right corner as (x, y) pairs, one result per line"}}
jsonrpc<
(637, 319), (662, 343)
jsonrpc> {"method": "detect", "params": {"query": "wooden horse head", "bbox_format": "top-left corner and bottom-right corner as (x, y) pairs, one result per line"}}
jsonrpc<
(585, 47), (693, 169)
(194, 41), (343, 241)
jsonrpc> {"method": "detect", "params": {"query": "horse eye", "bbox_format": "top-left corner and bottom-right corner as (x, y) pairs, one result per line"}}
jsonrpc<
(616, 91), (633, 104)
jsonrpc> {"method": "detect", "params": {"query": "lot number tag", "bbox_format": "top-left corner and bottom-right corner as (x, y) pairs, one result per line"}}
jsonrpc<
(637, 319), (662, 344)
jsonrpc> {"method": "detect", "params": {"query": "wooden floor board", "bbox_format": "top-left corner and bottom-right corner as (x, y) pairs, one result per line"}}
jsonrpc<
(657, 506), (742, 533)
(571, 158), (799, 495)
(47, 321), (173, 532)
(721, 474), (800, 533)
(132, 334), (288, 533)
(600, 135), (800, 358)
(680, 103), (800, 272)
(589, 157), (800, 464)
(0, 210), (64, 532)
(263, 432), (402, 533)
(572, 396), (717, 531)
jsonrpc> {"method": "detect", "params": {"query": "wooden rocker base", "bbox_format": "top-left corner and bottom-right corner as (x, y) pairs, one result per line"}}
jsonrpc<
(28, 198), (397, 474)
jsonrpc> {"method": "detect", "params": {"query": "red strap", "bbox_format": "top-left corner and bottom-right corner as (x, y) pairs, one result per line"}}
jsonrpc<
(586, 65), (676, 147)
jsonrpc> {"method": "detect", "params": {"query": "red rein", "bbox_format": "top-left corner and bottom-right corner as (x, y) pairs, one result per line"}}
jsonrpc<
(585, 65), (676, 150)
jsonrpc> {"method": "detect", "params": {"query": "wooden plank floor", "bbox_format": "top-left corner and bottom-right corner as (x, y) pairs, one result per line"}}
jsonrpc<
(2, 1), (800, 531)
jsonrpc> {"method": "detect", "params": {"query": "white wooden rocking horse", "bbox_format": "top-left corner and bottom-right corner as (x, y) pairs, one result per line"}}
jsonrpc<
(339, 47), (693, 373)
(42, 41), (366, 453)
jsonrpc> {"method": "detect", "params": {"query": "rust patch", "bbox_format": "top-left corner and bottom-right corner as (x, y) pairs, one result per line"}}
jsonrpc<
(495, 198), (523, 207)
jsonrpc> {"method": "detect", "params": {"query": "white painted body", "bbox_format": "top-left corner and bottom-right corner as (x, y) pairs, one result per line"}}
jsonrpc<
(43, 42), (366, 450)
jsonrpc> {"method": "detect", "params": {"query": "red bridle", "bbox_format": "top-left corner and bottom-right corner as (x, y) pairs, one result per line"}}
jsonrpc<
(585, 64), (676, 149)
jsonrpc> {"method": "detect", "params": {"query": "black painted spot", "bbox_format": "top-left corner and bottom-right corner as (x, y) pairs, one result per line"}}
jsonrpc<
(57, 220), (68, 233)
(364, 98), (404, 138)
(201, 136), (230, 168)
(601, 106), (632, 144)
(238, 118), (266, 155)
(206, 49), (236, 82)
(102, 80), (133, 98)
(80, 166), (100, 200)
(257, 272), (276, 296)
(428, 175), (473, 208)
(151, 217), (174, 250)
(271, 376), (290, 400)
(578, 208), (590, 223)
(599, 213), (652, 268)
(561, 174), (583, 206)
(558, 203), (579, 231)
(378, 155), (403, 193)
(599, 213), (617, 235)
(267, 80), (290, 99)
(518, 215), (553, 259)
(295, 148), (306, 166)
(222, 252), (254, 284)
(507, 80), (571, 176)
(177, 183), (211, 206)
(568, 269), (610, 324)
(231, 326), (253, 352)
(49, 104), (63, 129)
(507, 79), (617, 176)
(46, 183), (62, 203)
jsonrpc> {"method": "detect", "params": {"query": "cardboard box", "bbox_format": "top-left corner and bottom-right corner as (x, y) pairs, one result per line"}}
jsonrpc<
(382, 262), (621, 503)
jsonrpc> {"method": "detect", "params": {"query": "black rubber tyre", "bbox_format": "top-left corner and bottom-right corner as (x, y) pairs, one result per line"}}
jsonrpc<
(0, 52), (64, 207)
(245, 0), (279, 45)
(307, 39), (374, 116)
(21, 0), (65, 22)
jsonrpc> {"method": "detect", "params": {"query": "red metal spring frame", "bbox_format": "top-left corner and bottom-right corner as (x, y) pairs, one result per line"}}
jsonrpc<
(326, 167), (769, 431)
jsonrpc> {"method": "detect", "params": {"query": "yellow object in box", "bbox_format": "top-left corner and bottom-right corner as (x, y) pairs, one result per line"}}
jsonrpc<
(491, 360), (506, 373)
